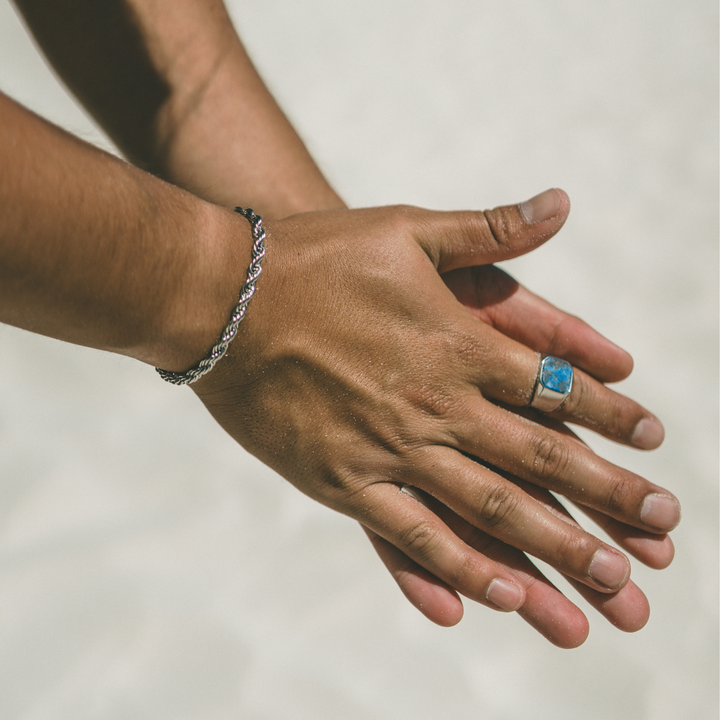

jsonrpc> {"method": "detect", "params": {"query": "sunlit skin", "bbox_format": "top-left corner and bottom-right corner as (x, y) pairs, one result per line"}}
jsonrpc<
(3, 0), (679, 648)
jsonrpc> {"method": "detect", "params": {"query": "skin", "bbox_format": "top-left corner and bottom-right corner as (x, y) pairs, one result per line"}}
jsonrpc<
(5, 0), (680, 648)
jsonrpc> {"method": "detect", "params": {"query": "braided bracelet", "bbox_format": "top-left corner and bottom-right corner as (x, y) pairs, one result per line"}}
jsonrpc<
(156, 207), (266, 385)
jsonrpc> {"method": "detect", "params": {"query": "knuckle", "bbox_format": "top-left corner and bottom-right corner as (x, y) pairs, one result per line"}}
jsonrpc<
(605, 474), (635, 515)
(314, 468), (370, 509)
(389, 204), (424, 232)
(562, 372), (646, 443)
(548, 531), (594, 569)
(367, 204), (420, 245)
(559, 371), (585, 416)
(457, 211), (489, 239)
(530, 434), (571, 484)
(605, 396), (645, 441)
(446, 550), (480, 591)
(545, 317), (569, 356)
(482, 208), (512, 250)
(542, 315), (581, 359)
(390, 203), (419, 215)
(455, 331), (491, 370)
(476, 483), (520, 530)
(406, 383), (456, 419)
(398, 518), (441, 562)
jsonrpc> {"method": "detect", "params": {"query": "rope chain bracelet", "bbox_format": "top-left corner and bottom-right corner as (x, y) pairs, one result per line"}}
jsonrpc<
(155, 207), (266, 385)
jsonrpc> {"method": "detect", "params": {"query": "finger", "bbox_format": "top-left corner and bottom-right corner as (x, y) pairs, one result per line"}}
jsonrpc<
(506, 410), (676, 569)
(409, 448), (632, 593)
(365, 482), (650, 643)
(567, 577), (650, 632)
(515, 567), (591, 647)
(402, 485), (650, 643)
(552, 367), (665, 450)
(574, 503), (675, 570)
(443, 264), (634, 383)
(455, 398), (680, 534)
(455, 318), (664, 450)
(415, 188), (571, 273)
(442, 517), (590, 647)
(355, 482), (527, 612)
(362, 525), (465, 627)
(364, 520), (590, 646)
(395, 487), (591, 647)
(508, 478), (651, 632)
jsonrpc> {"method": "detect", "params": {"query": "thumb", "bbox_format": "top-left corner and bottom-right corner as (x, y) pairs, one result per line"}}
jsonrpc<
(420, 188), (570, 273)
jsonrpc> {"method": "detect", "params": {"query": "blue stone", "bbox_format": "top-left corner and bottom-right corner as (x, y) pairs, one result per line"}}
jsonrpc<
(540, 357), (573, 394)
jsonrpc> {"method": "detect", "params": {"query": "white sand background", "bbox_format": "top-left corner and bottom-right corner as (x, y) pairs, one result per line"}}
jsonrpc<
(0, 0), (717, 718)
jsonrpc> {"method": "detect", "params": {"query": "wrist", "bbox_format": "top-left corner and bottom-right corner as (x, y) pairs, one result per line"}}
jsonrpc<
(156, 207), (265, 385)
(146, 199), (255, 374)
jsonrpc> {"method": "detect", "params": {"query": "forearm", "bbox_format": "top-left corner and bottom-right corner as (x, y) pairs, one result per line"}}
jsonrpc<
(154, 26), (344, 217)
(12, 0), (344, 218)
(0, 90), (249, 370)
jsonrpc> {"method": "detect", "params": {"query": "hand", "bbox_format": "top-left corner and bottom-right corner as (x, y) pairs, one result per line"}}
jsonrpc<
(369, 419), (672, 647)
(190, 189), (680, 641)
(366, 475), (655, 649)
(366, 258), (675, 645)
(5, 1), (679, 646)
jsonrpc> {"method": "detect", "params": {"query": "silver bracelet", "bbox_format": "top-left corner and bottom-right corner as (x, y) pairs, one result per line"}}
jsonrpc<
(156, 207), (266, 385)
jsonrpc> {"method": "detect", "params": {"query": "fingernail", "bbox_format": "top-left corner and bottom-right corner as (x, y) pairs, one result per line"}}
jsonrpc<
(518, 188), (561, 225)
(632, 417), (665, 449)
(640, 493), (681, 531)
(486, 579), (524, 612)
(588, 548), (630, 590)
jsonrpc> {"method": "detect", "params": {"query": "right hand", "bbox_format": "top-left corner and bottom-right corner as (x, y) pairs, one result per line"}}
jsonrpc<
(365, 260), (676, 646)
(190, 190), (679, 639)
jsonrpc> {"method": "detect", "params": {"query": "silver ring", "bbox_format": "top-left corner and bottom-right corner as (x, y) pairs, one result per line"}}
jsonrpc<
(530, 355), (574, 412)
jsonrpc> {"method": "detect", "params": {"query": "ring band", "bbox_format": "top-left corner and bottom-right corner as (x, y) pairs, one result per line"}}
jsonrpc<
(530, 355), (574, 412)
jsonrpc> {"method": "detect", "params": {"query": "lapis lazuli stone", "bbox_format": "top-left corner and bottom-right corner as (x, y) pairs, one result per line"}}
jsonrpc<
(540, 357), (573, 394)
